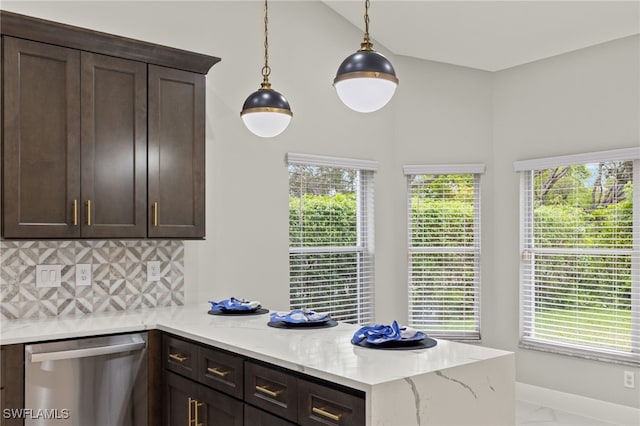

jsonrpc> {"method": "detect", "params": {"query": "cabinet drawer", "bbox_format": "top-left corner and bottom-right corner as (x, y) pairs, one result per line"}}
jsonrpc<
(199, 346), (243, 399)
(244, 403), (296, 426)
(245, 361), (298, 423)
(298, 379), (365, 426)
(163, 334), (197, 380)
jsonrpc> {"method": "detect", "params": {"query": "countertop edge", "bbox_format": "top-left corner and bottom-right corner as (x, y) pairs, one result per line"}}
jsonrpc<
(0, 306), (514, 392)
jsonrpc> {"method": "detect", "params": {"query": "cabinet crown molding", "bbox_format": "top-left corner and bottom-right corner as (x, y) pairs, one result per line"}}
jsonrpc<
(0, 10), (220, 74)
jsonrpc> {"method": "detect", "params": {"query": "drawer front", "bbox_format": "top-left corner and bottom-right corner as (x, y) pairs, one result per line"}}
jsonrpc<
(245, 361), (298, 423)
(198, 346), (244, 399)
(298, 379), (365, 426)
(244, 404), (296, 426)
(163, 334), (197, 380)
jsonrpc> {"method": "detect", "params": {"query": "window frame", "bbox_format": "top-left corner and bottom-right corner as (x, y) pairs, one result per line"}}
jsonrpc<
(287, 153), (377, 325)
(516, 147), (640, 366)
(404, 163), (485, 341)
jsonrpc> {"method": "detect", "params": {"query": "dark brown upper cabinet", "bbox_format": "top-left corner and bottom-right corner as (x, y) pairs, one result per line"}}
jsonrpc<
(1, 11), (219, 239)
(148, 65), (206, 238)
(81, 52), (147, 238)
(2, 38), (147, 238)
(2, 36), (82, 238)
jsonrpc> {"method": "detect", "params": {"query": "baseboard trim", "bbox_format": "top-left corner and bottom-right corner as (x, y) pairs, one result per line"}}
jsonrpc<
(516, 382), (640, 426)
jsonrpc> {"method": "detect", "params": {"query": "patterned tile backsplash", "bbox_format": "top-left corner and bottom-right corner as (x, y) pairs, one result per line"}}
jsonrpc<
(0, 240), (184, 320)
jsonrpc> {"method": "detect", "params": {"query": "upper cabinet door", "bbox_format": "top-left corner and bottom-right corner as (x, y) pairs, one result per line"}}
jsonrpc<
(80, 52), (147, 238)
(148, 65), (206, 239)
(2, 36), (81, 238)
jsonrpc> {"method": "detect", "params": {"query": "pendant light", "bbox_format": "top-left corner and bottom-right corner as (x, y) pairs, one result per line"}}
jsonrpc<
(241, 0), (292, 138)
(333, 0), (398, 113)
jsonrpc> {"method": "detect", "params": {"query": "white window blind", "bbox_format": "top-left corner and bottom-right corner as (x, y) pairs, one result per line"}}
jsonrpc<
(519, 152), (639, 365)
(288, 154), (376, 324)
(406, 168), (482, 340)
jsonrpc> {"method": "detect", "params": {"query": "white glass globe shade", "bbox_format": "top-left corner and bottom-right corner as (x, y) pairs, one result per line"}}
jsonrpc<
(334, 77), (397, 113)
(241, 111), (292, 138)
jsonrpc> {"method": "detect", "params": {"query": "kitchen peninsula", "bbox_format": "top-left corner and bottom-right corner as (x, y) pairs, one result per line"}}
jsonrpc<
(1, 305), (515, 425)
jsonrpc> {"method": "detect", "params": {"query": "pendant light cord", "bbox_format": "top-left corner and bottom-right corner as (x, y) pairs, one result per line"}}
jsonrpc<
(261, 0), (272, 89)
(361, 0), (374, 51)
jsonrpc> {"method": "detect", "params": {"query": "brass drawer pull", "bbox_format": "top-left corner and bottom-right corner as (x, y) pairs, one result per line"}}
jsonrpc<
(312, 406), (342, 422)
(86, 200), (92, 225)
(207, 366), (231, 377)
(169, 353), (188, 363)
(255, 384), (283, 398)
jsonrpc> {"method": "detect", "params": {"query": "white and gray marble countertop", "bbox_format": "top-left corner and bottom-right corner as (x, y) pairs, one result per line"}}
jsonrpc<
(0, 304), (512, 393)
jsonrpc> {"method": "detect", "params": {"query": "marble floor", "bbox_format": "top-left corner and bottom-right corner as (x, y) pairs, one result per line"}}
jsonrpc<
(517, 401), (620, 426)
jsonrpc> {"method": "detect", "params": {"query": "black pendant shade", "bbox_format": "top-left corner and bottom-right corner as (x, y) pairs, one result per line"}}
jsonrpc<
(241, 87), (292, 114)
(334, 49), (397, 82)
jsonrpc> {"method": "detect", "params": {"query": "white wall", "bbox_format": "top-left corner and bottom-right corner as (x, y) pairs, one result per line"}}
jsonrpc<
(3, 0), (639, 410)
(491, 35), (640, 408)
(385, 56), (494, 325)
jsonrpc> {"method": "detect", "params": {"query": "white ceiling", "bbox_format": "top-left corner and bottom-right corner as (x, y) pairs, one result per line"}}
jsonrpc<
(323, 1), (640, 71)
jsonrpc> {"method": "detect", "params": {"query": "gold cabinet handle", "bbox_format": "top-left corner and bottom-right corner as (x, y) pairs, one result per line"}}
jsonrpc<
(153, 202), (159, 226)
(195, 400), (203, 426)
(207, 366), (231, 377)
(73, 200), (78, 226)
(86, 200), (91, 225)
(189, 398), (203, 426)
(168, 353), (188, 363)
(312, 406), (342, 422)
(188, 397), (195, 425)
(255, 384), (283, 398)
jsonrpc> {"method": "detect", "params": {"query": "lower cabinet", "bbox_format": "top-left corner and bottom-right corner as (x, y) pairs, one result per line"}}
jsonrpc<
(0, 344), (24, 426)
(166, 371), (243, 426)
(162, 333), (365, 426)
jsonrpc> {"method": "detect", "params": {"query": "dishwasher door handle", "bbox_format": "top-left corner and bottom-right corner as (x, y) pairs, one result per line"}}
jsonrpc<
(27, 335), (146, 363)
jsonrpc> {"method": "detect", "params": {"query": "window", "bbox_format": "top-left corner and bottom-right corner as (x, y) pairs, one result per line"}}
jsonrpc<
(516, 148), (640, 365)
(287, 153), (376, 324)
(404, 164), (485, 340)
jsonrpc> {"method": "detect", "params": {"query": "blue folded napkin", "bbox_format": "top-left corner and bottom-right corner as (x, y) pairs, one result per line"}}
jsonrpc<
(270, 308), (330, 324)
(351, 320), (424, 344)
(208, 297), (260, 312)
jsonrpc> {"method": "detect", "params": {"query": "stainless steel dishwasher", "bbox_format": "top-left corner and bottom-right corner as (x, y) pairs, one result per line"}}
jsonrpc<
(24, 332), (148, 426)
